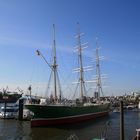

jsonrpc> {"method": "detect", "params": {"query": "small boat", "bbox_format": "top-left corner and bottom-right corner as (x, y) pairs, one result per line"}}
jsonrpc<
(14, 95), (36, 120)
(66, 134), (79, 140)
(0, 105), (18, 119)
(132, 129), (140, 140)
(14, 108), (34, 120)
(127, 105), (136, 110)
(113, 107), (120, 113)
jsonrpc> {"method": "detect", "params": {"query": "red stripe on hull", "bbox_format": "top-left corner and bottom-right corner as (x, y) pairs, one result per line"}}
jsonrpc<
(31, 111), (109, 127)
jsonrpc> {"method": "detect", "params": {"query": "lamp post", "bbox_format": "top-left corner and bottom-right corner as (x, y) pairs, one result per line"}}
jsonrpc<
(28, 85), (32, 98)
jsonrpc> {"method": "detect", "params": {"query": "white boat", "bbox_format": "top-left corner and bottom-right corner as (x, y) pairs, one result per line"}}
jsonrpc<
(23, 109), (34, 120)
(14, 95), (35, 120)
(0, 105), (18, 119)
(14, 108), (34, 120)
(127, 105), (136, 110)
(138, 101), (140, 110)
(132, 128), (140, 140)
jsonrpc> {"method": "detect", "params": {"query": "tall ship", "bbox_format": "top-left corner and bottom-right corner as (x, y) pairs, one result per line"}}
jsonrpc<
(25, 24), (110, 127)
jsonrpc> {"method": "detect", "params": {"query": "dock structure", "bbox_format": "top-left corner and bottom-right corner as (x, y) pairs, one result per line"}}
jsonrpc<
(18, 99), (23, 121)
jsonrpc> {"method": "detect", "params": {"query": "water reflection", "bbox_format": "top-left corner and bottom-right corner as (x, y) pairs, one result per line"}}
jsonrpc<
(0, 120), (32, 140)
(0, 111), (140, 140)
(138, 110), (140, 117)
(31, 117), (110, 140)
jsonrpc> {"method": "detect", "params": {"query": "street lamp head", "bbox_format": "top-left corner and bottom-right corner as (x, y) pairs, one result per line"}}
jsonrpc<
(36, 50), (40, 56)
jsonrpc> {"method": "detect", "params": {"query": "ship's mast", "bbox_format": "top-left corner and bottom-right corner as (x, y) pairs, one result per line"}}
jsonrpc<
(76, 23), (85, 100)
(36, 24), (62, 103)
(95, 40), (103, 99)
(52, 24), (57, 101)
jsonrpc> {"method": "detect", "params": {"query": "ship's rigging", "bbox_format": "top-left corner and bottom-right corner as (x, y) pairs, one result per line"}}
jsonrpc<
(36, 24), (62, 103)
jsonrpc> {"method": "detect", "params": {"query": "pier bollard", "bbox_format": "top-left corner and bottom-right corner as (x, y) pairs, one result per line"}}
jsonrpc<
(18, 99), (23, 121)
(120, 100), (124, 140)
(4, 101), (7, 119)
(3, 96), (8, 119)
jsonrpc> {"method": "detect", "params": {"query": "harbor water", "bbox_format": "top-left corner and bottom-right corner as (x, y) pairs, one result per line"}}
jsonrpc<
(0, 109), (140, 140)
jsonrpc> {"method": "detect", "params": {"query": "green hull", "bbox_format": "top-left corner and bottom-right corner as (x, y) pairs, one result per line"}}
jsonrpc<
(25, 103), (110, 119)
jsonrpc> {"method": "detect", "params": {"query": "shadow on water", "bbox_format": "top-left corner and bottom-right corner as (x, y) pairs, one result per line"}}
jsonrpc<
(39, 115), (110, 129)
(0, 114), (111, 140)
(31, 115), (111, 140)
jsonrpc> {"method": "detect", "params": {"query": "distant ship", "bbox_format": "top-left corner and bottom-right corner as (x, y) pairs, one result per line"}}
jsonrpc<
(25, 24), (110, 127)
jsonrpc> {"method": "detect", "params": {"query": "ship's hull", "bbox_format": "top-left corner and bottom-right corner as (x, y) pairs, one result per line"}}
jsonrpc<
(25, 103), (110, 127)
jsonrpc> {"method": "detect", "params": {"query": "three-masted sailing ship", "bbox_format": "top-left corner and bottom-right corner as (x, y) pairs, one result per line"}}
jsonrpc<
(25, 24), (110, 127)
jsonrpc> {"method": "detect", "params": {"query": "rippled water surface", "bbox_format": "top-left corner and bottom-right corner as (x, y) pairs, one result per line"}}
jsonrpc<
(0, 108), (140, 140)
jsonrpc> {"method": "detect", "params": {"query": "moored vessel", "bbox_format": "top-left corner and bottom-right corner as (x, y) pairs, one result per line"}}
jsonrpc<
(25, 24), (110, 127)
(26, 103), (109, 126)
(0, 105), (18, 119)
